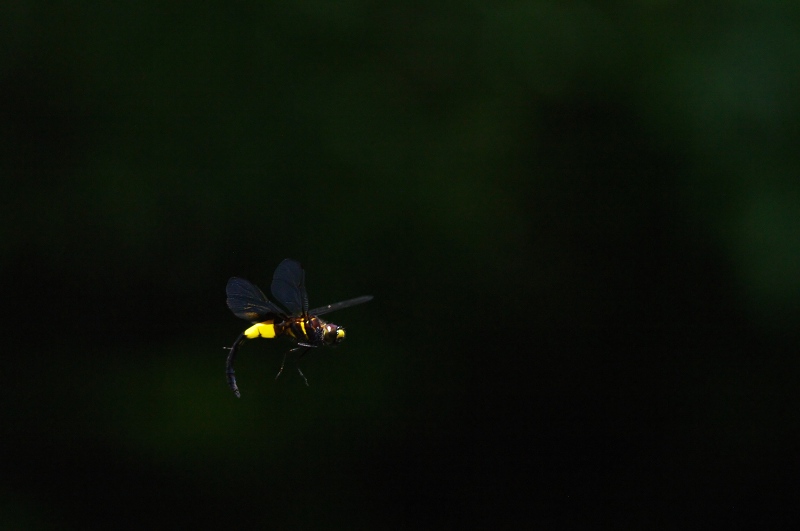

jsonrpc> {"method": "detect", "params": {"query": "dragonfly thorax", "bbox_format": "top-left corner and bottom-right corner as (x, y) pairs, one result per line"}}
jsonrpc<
(281, 316), (345, 347)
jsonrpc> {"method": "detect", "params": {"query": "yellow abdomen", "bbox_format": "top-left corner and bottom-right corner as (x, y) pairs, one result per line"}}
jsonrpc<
(244, 321), (277, 339)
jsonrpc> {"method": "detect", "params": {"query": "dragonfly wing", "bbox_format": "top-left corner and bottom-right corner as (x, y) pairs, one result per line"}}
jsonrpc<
(226, 277), (285, 322)
(271, 259), (309, 316)
(309, 295), (373, 316)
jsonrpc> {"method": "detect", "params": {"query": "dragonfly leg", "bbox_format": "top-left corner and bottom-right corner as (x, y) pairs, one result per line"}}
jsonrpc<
(277, 345), (314, 385)
(275, 349), (290, 380)
(294, 347), (310, 386)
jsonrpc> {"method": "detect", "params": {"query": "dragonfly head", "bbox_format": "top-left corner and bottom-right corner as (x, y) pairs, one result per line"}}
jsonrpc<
(322, 323), (346, 346)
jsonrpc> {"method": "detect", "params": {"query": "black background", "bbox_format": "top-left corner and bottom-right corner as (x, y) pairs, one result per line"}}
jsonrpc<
(3, 2), (800, 529)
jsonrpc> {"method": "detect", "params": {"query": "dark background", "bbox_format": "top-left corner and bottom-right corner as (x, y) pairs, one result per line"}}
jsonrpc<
(3, 2), (800, 529)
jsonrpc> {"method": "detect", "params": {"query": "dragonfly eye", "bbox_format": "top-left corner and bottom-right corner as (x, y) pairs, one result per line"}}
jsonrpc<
(323, 324), (345, 345)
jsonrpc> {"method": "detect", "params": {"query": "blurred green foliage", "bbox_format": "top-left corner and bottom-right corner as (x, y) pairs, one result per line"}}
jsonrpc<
(2, 1), (800, 528)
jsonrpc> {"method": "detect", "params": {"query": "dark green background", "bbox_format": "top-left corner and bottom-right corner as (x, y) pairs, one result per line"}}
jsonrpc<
(3, 2), (800, 529)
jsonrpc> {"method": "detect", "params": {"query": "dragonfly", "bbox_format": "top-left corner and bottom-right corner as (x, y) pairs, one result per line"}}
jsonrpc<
(225, 259), (372, 397)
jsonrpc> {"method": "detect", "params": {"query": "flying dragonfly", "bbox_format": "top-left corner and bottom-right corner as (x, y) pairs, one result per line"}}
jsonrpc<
(225, 259), (373, 397)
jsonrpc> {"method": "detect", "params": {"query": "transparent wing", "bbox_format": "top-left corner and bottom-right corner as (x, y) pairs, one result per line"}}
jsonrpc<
(226, 277), (286, 322)
(270, 259), (309, 316)
(309, 295), (373, 316)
